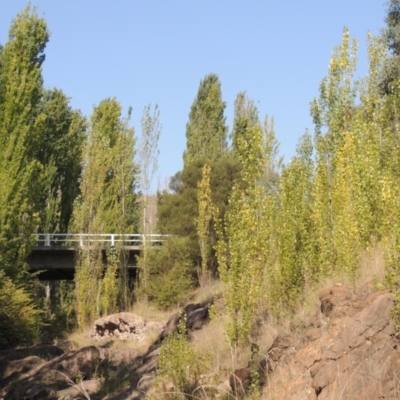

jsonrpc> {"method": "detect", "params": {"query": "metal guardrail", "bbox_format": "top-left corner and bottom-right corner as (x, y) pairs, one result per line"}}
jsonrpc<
(34, 233), (166, 248)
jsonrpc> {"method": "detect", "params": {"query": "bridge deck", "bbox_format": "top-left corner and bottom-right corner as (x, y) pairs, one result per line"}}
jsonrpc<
(28, 233), (165, 280)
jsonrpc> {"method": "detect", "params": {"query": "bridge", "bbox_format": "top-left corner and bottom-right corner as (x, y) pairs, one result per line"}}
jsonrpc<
(27, 233), (165, 280)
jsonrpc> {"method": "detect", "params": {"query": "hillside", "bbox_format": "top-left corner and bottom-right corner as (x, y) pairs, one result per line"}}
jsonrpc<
(1, 265), (398, 399)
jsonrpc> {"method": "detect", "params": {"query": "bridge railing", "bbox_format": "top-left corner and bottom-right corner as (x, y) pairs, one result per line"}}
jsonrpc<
(35, 233), (166, 248)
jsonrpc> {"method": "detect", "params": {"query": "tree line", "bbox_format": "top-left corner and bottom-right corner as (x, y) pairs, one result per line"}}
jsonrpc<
(2, 2), (400, 348)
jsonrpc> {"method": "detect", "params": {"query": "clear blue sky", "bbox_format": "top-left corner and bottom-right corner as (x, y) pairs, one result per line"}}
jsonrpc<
(0, 1), (386, 191)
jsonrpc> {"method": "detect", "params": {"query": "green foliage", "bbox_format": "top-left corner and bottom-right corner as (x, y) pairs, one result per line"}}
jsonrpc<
(0, 271), (42, 349)
(72, 98), (139, 326)
(157, 158), (243, 277)
(157, 316), (203, 397)
(196, 165), (215, 285)
(99, 250), (119, 316)
(75, 250), (103, 328)
(183, 73), (228, 166)
(231, 91), (260, 156)
(139, 237), (194, 309)
(0, 5), (49, 282)
(216, 122), (278, 345)
(310, 28), (358, 278)
(273, 132), (314, 311)
(37, 88), (86, 233)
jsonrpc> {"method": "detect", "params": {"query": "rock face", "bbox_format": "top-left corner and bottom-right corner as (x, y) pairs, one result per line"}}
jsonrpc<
(261, 284), (400, 399)
(91, 312), (165, 342)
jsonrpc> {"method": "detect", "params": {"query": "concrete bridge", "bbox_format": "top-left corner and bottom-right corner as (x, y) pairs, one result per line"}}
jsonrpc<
(27, 233), (164, 280)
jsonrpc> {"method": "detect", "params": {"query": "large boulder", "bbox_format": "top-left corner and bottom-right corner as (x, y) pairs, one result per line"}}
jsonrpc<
(91, 312), (165, 342)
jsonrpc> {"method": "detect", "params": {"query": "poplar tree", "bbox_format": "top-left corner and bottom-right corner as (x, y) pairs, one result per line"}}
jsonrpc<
(183, 73), (228, 166)
(0, 5), (49, 281)
(274, 132), (314, 309)
(73, 98), (138, 326)
(231, 91), (259, 155)
(37, 88), (86, 233)
(216, 119), (278, 344)
(137, 104), (161, 289)
(310, 28), (358, 277)
(196, 165), (214, 285)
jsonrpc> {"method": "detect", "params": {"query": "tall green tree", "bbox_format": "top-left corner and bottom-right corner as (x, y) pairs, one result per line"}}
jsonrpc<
(37, 88), (86, 233)
(0, 5), (49, 281)
(183, 73), (228, 166)
(216, 120), (278, 344)
(137, 104), (162, 289)
(274, 132), (314, 309)
(231, 91), (259, 155)
(310, 27), (358, 277)
(72, 98), (138, 327)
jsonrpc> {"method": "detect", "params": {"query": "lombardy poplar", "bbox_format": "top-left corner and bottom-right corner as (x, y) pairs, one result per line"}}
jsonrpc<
(196, 165), (215, 286)
(273, 132), (314, 310)
(37, 88), (86, 233)
(0, 5), (49, 282)
(183, 73), (228, 166)
(310, 28), (358, 277)
(72, 98), (138, 327)
(216, 121), (277, 345)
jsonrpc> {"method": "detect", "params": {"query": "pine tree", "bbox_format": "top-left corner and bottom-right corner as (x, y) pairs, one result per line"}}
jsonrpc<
(183, 73), (228, 166)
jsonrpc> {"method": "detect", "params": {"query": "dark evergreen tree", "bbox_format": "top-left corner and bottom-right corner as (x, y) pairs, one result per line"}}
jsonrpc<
(157, 158), (243, 275)
(381, 0), (400, 94)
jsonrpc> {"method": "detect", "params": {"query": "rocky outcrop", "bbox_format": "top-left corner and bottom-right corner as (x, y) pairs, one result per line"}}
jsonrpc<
(261, 284), (400, 399)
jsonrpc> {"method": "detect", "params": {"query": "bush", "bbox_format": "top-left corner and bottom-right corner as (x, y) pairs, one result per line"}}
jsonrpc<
(156, 317), (204, 398)
(138, 237), (194, 309)
(0, 271), (42, 348)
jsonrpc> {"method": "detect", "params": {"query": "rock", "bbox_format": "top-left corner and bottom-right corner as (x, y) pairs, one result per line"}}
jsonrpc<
(91, 312), (165, 342)
(230, 366), (252, 397)
(262, 285), (400, 400)
(56, 379), (101, 399)
(18, 345), (102, 387)
(318, 284), (352, 318)
(268, 336), (300, 363)
(230, 358), (269, 397)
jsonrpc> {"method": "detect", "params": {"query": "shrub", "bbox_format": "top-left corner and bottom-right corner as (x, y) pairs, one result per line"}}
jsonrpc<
(139, 237), (194, 309)
(0, 271), (42, 348)
(156, 317), (204, 398)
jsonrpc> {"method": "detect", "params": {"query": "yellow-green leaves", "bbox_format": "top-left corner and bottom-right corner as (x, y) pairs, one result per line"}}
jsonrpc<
(196, 165), (215, 286)
(216, 122), (277, 345)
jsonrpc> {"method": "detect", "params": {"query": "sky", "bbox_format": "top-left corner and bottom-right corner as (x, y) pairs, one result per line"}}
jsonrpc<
(0, 1), (387, 191)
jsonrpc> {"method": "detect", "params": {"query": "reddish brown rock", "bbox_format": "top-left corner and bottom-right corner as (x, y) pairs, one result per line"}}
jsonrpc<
(262, 285), (399, 400)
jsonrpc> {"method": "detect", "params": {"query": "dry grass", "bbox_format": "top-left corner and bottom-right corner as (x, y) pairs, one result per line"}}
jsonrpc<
(186, 278), (224, 304)
(129, 299), (178, 322)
